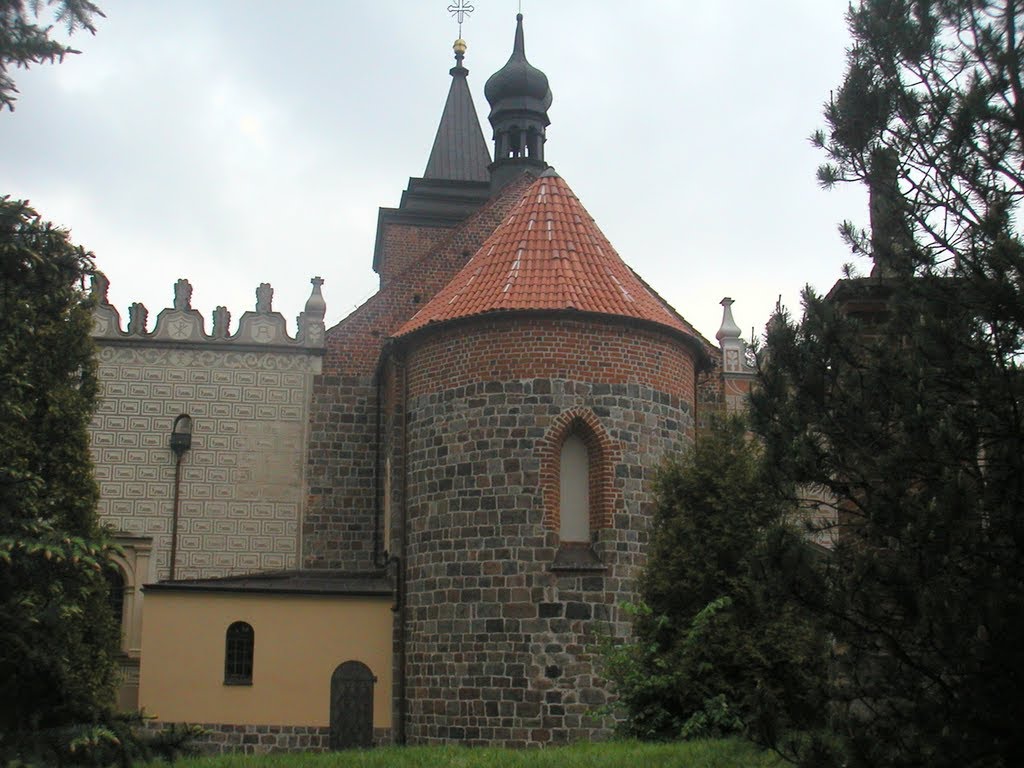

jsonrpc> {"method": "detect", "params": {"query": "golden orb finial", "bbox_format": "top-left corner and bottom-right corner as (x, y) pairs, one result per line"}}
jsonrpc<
(453, 38), (467, 55)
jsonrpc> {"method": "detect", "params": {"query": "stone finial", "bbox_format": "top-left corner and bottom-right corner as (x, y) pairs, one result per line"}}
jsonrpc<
(212, 306), (231, 338)
(716, 297), (742, 342)
(90, 272), (110, 304)
(173, 279), (193, 311)
(304, 276), (326, 321)
(128, 302), (149, 335)
(256, 283), (274, 314)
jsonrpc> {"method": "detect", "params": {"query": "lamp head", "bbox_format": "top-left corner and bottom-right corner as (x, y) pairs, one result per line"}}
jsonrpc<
(170, 414), (193, 457)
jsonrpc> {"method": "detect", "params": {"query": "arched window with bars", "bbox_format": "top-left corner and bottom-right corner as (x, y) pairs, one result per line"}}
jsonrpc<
(224, 621), (254, 685)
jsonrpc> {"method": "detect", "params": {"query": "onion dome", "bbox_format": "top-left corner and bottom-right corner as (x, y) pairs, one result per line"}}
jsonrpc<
(485, 14), (553, 189)
(484, 14), (553, 117)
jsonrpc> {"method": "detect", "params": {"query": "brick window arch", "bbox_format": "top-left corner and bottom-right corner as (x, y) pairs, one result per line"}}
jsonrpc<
(539, 408), (618, 539)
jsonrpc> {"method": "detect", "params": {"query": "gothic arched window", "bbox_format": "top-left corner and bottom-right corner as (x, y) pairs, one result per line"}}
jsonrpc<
(539, 408), (620, 571)
(224, 621), (254, 685)
(559, 433), (590, 542)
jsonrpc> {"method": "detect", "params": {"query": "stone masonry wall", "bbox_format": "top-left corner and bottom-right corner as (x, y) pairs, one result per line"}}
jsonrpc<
(398, 316), (697, 746)
(304, 174), (536, 571)
(143, 722), (332, 756)
(91, 346), (321, 579)
(141, 722), (392, 755)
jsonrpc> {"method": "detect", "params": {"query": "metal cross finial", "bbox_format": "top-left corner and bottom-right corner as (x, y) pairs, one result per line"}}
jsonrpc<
(448, 0), (474, 37)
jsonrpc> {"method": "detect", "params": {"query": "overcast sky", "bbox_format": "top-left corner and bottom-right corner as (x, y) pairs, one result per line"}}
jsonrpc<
(2, 1), (865, 344)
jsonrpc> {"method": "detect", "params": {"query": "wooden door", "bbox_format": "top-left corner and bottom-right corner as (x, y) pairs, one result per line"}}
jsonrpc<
(329, 661), (376, 749)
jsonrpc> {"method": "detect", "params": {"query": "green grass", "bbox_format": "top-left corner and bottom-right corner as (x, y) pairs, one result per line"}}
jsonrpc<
(146, 739), (782, 768)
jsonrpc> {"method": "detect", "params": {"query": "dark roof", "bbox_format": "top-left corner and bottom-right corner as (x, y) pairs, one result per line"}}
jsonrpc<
(484, 13), (553, 120)
(143, 569), (392, 597)
(424, 50), (491, 183)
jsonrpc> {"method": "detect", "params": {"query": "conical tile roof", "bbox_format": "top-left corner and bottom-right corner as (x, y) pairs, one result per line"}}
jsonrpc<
(396, 170), (698, 339)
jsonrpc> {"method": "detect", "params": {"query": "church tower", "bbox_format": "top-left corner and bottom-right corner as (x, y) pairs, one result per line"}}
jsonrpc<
(381, 16), (711, 745)
(424, 38), (492, 183)
(371, 39), (494, 285)
(485, 13), (553, 190)
(311, 11), (715, 748)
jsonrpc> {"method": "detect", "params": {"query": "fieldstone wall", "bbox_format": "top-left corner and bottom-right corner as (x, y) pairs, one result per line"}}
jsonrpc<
(397, 316), (697, 746)
(141, 722), (389, 755)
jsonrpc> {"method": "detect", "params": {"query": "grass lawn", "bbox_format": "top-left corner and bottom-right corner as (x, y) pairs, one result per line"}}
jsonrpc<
(148, 739), (782, 768)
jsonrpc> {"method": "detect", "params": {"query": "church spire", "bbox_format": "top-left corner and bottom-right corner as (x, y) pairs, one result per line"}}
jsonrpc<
(485, 13), (553, 190)
(423, 39), (492, 183)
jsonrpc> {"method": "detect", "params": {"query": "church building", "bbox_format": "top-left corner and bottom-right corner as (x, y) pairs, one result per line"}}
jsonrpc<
(87, 14), (756, 753)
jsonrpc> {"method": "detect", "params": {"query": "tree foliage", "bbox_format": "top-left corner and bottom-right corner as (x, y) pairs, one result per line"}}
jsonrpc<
(603, 416), (827, 745)
(754, 2), (1024, 766)
(0, 197), (120, 755)
(1, 0), (103, 111)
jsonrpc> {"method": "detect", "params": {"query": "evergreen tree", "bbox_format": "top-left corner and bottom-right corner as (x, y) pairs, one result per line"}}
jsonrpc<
(1, 0), (103, 110)
(604, 416), (827, 745)
(753, 2), (1024, 765)
(0, 198), (120, 755)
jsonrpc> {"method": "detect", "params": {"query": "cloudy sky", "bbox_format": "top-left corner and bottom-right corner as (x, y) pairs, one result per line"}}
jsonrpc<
(2, 1), (865, 344)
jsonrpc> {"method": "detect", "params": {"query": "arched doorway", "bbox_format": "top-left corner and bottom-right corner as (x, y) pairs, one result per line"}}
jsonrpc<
(329, 660), (376, 749)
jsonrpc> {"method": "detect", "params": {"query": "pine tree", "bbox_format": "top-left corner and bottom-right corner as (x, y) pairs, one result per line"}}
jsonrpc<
(0, 198), (120, 752)
(753, 2), (1024, 765)
(1, 0), (103, 110)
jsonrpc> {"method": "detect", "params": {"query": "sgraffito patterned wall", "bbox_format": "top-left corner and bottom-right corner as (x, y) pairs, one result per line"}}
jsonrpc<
(91, 346), (321, 580)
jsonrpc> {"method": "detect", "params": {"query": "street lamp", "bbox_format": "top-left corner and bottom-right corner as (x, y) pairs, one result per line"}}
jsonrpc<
(169, 414), (192, 580)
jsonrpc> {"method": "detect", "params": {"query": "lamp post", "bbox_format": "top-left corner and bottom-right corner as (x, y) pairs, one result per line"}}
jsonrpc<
(169, 414), (192, 580)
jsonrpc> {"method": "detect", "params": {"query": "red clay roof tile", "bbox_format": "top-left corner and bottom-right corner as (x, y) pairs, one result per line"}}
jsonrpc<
(395, 172), (698, 339)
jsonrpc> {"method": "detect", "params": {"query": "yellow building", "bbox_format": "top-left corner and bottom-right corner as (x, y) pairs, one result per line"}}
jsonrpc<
(139, 572), (392, 750)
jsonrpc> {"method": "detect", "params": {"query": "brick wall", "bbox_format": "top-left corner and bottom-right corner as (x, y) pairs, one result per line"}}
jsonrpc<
(377, 223), (452, 287)
(304, 174), (536, 570)
(404, 316), (697, 400)
(396, 315), (698, 746)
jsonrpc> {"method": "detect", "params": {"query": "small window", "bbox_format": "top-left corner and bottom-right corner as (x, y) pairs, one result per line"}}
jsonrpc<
(105, 567), (125, 630)
(224, 621), (254, 685)
(560, 434), (590, 542)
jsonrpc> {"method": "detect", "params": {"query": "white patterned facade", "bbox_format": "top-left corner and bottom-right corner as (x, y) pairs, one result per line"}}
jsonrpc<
(89, 276), (326, 581)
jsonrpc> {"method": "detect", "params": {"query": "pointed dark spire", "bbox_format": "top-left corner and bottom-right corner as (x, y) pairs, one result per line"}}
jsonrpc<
(372, 38), (494, 278)
(512, 11), (526, 57)
(424, 39), (492, 183)
(485, 13), (553, 190)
